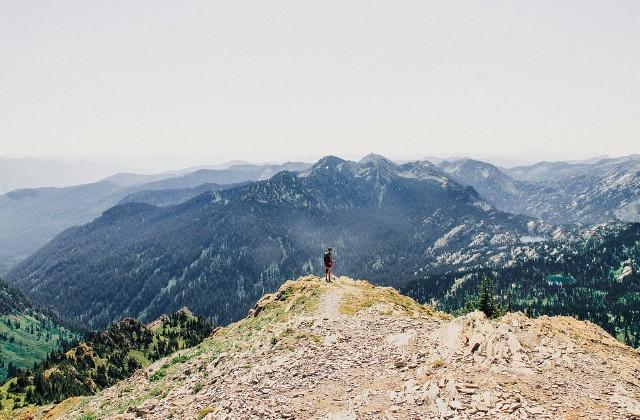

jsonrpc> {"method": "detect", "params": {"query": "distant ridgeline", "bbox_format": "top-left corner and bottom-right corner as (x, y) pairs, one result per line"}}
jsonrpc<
(8, 156), (536, 330)
(0, 278), (78, 382)
(1, 308), (213, 409)
(402, 222), (640, 348)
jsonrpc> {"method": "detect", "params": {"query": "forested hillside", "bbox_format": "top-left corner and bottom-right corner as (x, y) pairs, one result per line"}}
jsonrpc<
(402, 222), (640, 347)
(0, 308), (213, 410)
(0, 278), (77, 381)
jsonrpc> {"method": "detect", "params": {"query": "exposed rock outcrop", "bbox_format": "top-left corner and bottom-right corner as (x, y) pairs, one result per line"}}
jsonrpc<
(20, 276), (640, 419)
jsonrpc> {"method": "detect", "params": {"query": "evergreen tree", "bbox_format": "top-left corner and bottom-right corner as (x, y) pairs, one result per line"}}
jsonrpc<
(469, 275), (504, 319)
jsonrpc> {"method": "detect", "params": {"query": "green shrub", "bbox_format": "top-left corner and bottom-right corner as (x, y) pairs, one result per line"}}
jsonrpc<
(150, 368), (167, 382)
(198, 407), (216, 419)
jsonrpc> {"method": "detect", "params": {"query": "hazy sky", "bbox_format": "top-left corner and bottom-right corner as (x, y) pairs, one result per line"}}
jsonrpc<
(1, 1), (639, 171)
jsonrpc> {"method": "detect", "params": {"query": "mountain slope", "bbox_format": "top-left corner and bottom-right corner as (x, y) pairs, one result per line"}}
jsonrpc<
(1, 308), (213, 410)
(438, 159), (527, 213)
(135, 162), (311, 191)
(0, 163), (306, 272)
(8, 156), (534, 329)
(117, 182), (248, 207)
(0, 278), (30, 316)
(24, 277), (640, 419)
(0, 182), (126, 272)
(403, 222), (640, 347)
(0, 277), (78, 381)
(440, 156), (640, 224)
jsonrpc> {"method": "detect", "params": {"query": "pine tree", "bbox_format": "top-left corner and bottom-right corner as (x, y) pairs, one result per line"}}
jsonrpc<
(475, 275), (503, 319)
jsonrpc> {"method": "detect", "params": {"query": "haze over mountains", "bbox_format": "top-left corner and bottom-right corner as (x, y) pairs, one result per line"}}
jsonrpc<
(7, 155), (535, 328)
(2, 153), (640, 334)
(0, 162), (310, 273)
(0, 157), (128, 194)
(440, 155), (640, 224)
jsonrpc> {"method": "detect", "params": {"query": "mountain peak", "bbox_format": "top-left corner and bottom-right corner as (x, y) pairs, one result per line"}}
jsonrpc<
(146, 307), (197, 331)
(55, 276), (640, 419)
(175, 306), (194, 317)
(314, 155), (347, 168)
(300, 155), (352, 178)
(358, 153), (394, 165)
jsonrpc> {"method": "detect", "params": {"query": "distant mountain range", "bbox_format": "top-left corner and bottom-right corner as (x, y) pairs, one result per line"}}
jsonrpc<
(0, 157), (127, 194)
(439, 155), (640, 224)
(3, 154), (638, 274)
(0, 162), (310, 272)
(4, 153), (640, 335)
(7, 155), (534, 329)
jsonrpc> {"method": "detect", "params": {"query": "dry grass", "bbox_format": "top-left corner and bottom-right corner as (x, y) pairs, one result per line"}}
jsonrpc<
(4, 396), (86, 420)
(339, 281), (437, 317)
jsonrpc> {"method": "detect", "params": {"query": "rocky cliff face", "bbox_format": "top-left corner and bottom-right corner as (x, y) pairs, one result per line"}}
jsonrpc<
(20, 277), (640, 419)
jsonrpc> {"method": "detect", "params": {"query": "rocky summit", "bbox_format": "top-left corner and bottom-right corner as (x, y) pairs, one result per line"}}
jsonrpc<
(20, 277), (640, 419)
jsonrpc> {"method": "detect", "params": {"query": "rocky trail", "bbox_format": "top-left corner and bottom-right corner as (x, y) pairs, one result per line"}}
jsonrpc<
(17, 276), (640, 419)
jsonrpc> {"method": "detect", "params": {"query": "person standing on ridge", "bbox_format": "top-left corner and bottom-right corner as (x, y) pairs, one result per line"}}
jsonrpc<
(324, 247), (334, 282)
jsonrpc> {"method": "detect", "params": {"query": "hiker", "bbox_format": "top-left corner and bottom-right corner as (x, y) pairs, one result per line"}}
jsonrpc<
(323, 247), (334, 282)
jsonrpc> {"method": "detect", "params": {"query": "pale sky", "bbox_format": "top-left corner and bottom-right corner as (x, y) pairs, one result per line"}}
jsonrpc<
(1, 1), (639, 171)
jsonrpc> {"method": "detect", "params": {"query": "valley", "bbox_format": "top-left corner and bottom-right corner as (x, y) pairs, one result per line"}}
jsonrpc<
(0, 278), (77, 381)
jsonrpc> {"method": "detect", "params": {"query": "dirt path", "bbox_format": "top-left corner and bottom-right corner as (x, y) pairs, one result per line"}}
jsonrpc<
(316, 276), (356, 320)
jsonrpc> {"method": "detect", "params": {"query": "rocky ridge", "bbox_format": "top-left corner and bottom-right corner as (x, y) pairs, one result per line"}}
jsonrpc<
(19, 276), (640, 419)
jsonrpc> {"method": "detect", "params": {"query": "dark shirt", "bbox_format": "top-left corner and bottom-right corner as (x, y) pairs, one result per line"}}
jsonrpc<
(324, 252), (333, 267)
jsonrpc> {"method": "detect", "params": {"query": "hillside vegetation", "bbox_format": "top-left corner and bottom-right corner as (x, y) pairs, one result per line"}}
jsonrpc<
(0, 308), (213, 411)
(404, 222), (640, 347)
(0, 278), (77, 381)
